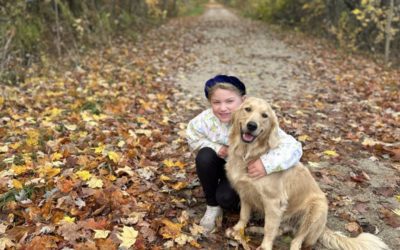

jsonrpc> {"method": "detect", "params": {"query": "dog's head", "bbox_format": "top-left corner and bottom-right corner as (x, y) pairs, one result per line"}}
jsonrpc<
(231, 97), (280, 149)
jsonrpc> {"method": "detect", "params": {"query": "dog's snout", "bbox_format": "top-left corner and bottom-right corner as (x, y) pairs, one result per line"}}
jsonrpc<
(247, 121), (257, 131)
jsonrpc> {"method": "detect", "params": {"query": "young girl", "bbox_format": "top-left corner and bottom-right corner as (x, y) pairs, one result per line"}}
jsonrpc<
(186, 75), (303, 232)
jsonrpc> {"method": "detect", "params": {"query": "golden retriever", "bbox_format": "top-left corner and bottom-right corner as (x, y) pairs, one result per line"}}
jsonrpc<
(225, 97), (389, 250)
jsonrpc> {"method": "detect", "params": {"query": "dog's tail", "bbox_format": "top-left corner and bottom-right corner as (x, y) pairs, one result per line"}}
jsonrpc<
(319, 227), (390, 250)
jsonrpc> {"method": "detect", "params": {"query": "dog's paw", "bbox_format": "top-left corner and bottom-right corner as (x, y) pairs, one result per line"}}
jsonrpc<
(225, 227), (236, 238)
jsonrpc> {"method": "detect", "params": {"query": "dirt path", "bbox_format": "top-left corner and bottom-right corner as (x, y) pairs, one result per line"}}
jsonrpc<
(176, 3), (310, 106)
(171, 3), (399, 250)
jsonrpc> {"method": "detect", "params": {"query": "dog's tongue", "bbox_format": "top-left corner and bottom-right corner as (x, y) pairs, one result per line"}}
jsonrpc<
(242, 133), (255, 142)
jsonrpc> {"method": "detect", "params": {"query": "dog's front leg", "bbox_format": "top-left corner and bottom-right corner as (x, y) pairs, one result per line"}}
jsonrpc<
(226, 200), (251, 238)
(234, 200), (251, 231)
(259, 199), (283, 250)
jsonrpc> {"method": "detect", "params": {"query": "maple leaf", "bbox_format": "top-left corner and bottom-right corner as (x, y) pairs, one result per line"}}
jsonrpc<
(11, 165), (28, 175)
(0, 237), (15, 249)
(76, 170), (92, 181)
(94, 144), (106, 154)
(107, 151), (120, 163)
(12, 179), (23, 189)
(117, 226), (138, 249)
(160, 218), (183, 239)
(87, 177), (103, 188)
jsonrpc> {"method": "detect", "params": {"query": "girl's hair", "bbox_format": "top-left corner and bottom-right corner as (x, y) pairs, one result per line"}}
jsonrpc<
(206, 83), (244, 100)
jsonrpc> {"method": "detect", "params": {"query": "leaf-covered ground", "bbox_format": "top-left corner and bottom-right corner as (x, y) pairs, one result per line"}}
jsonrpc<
(1, 3), (399, 250)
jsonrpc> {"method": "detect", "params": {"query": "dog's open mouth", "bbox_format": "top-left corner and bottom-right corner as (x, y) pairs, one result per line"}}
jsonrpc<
(242, 132), (256, 143)
(240, 126), (257, 143)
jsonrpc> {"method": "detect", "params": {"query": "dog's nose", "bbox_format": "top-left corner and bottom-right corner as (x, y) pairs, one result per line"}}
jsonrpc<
(247, 121), (257, 131)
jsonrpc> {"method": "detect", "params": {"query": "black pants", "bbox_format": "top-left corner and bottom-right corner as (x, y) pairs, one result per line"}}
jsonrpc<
(195, 147), (240, 210)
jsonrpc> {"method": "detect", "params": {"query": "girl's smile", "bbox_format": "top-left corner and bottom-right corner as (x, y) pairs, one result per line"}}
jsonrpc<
(210, 88), (245, 123)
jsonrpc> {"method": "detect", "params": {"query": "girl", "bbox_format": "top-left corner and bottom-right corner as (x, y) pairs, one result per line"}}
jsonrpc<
(186, 75), (302, 232)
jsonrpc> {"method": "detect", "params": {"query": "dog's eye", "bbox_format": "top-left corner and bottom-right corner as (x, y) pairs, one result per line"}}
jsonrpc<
(262, 113), (268, 118)
(244, 107), (252, 112)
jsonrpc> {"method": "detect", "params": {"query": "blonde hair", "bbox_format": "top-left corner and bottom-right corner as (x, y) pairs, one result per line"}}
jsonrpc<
(206, 83), (244, 100)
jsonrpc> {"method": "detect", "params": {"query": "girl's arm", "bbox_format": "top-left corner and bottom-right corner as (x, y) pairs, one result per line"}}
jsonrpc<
(186, 117), (223, 154)
(259, 128), (303, 174)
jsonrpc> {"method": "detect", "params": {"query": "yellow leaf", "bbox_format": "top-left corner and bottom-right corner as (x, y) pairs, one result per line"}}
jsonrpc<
(107, 174), (117, 181)
(94, 229), (110, 239)
(136, 117), (149, 125)
(38, 165), (61, 178)
(61, 216), (75, 223)
(396, 195), (400, 202)
(94, 144), (105, 154)
(163, 159), (175, 167)
(76, 170), (92, 181)
(51, 152), (63, 161)
(352, 9), (362, 15)
(10, 142), (21, 150)
(298, 135), (310, 142)
(12, 179), (23, 189)
(160, 175), (171, 182)
(117, 226), (138, 249)
(107, 151), (120, 163)
(87, 177), (103, 188)
(160, 219), (182, 239)
(11, 165), (28, 175)
(171, 182), (187, 190)
(323, 150), (339, 157)
(26, 130), (39, 146)
(174, 161), (186, 169)
(49, 108), (63, 118)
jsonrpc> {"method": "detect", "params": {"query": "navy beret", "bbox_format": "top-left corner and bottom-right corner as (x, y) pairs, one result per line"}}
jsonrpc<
(204, 75), (246, 99)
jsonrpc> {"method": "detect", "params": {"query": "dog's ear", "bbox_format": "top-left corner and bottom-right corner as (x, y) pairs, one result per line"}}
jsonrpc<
(268, 110), (280, 149)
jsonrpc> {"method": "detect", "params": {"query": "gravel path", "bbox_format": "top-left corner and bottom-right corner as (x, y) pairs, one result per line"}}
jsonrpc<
(176, 3), (311, 105)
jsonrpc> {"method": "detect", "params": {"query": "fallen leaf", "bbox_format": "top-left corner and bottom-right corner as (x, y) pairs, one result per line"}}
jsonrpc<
(93, 230), (110, 239)
(345, 222), (360, 233)
(117, 226), (138, 249)
(87, 177), (103, 188)
(76, 170), (92, 181)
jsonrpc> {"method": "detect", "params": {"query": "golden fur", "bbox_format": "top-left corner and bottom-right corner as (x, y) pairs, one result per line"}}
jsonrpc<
(225, 97), (389, 250)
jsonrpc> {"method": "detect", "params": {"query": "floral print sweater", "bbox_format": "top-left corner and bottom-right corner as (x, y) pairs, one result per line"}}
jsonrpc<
(186, 108), (303, 174)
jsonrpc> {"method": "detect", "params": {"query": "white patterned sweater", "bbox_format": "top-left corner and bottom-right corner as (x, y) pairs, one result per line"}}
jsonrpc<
(186, 108), (303, 174)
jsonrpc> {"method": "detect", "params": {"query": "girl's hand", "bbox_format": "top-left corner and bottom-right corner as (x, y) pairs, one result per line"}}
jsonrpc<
(247, 159), (267, 179)
(218, 146), (229, 159)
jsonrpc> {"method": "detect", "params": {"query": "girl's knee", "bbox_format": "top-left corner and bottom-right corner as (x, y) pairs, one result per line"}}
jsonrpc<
(216, 189), (239, 210)
(195, 147), (219, 167)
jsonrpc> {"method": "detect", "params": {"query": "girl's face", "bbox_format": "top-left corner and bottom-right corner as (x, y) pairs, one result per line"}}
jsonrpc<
(210, 88), (245, 123)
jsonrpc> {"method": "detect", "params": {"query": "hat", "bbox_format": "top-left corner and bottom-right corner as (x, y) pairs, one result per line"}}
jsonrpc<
(204, 75), (246, 99)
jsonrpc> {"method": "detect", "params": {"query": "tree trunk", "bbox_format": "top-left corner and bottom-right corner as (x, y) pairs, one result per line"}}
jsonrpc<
(384, 0), (394, 65)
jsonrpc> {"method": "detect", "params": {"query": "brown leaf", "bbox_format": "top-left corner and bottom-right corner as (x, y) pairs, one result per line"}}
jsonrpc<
(95, 238), (118, 250)
(24, 235), (60, 250)
(57, 222), (81, 242)
(345, 222), (361, 233)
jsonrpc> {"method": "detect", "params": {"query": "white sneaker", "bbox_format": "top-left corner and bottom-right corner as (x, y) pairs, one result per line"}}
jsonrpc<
(200, 205), (223, 233)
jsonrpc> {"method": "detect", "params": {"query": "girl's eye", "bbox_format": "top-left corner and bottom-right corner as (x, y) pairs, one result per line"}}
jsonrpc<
(262, 113), (268, 118)
(227, 100), (233, 103)
(244, 107), (251, 112)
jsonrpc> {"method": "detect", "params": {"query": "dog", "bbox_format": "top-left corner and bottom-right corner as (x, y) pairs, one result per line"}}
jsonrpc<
(225, 97), (389, 250)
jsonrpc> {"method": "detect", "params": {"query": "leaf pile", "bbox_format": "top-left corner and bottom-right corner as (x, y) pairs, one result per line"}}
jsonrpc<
(0, 17), (206, 249)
